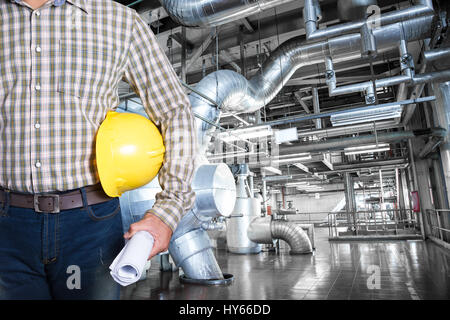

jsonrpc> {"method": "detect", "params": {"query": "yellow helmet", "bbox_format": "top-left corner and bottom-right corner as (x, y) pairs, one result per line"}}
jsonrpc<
(95, 111), (165, 197)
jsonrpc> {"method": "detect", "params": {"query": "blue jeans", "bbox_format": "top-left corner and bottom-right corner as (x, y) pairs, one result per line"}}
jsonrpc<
(0, 191), (124, 300)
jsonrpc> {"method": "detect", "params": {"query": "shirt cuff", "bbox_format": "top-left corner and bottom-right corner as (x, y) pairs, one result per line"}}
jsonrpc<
(145, 206), (180, 232)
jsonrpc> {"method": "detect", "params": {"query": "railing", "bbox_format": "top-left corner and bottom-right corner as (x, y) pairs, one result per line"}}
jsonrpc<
(279, 211), (331, 225)
(425, 209), (450, 245)
(327, 209), (420, 238)
(277, 209), (421, 238)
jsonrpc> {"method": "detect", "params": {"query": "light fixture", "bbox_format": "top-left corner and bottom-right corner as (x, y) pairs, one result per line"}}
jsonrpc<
(285, 181), (309, 187)
(262, 166), (282, 175)
(262, 175), (293, 182)
(274, 154), (312, 164)
(344, 143), (390, 155)
(296, 185), (323, 191)
(331, 105), (403, 126)
(274, 127), (298, 144)
(216, 125), (273, 143)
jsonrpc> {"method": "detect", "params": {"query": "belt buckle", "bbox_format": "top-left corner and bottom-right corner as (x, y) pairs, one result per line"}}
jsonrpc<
(34, 194), (60, 213)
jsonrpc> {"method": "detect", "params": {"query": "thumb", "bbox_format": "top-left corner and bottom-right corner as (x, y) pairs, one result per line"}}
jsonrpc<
(123, 224), (146, 240)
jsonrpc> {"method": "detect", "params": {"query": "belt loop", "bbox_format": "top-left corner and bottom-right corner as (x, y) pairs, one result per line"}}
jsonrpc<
(80, 187), (89, 209)
(1, 190), (10, 216)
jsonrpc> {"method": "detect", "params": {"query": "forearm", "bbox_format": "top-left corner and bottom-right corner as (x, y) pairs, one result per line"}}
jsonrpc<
(146, 104), (197, 231)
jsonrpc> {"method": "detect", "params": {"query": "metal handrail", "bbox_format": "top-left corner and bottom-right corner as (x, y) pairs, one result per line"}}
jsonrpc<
(425, 209), (449, 243)
(327, 208), (419, 238)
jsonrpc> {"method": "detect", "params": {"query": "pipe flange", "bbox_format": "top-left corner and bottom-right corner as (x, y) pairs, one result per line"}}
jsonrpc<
(179, 273), (234, 286)
(325, 70), (335, 80)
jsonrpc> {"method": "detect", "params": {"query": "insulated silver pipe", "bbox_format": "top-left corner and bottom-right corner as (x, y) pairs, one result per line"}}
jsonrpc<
(412, 70), (450, 85)
(271, 221), (312, 254)
(247, 216), (313, 254)
(312, 87), (321, 129)
(303, 0), (434, 41)
(190, 15), (434, 152)
(159, 0), (296, 28)
(297, 120), (401, 139)
(168, 163), (236, 280)
(280, 128), (446, 156)
(423, 47), (450, 62)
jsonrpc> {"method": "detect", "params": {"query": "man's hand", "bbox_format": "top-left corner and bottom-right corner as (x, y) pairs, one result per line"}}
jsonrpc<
(124, 213), (173, 260)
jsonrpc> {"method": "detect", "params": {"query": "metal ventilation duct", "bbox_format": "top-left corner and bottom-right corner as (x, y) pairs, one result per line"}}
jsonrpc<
(190, 13), (434, 152)
(337, 0), (378, 22)
(247, 216), (313, 254)
(159, 0), (296, 28)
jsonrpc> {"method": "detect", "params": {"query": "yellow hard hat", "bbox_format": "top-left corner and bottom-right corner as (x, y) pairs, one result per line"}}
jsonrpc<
(95, 111), (165, 197)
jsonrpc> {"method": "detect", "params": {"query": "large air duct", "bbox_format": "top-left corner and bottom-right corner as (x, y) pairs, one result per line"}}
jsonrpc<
(190, 12), (434, 153)
(168, 163), (236, 281)
(159, 0), (296, 28)
(120, 163), (236, 282)
(304, 0), (433, 42)
(248, 216), (313, 254)
(337, 0), (378, 22)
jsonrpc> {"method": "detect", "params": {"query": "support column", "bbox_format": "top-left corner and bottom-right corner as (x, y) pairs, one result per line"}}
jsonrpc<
(415, 159), (435, 237)
(344, 172), (356, 233)
(432, 82), (450, 240)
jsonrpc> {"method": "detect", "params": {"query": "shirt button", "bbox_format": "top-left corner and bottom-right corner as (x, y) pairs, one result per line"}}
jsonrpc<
(35, 84), (41, 91)
(34, 123), (41, 129)
(35, 11), (40, 16)
(35, 46), (41, 53)
(35, 161), (41, 168)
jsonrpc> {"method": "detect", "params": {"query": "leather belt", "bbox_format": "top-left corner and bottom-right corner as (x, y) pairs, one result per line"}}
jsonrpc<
(0, 184), (113, 214)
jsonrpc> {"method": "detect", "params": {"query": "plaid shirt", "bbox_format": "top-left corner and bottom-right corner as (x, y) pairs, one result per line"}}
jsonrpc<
(0, 0), (197, 231)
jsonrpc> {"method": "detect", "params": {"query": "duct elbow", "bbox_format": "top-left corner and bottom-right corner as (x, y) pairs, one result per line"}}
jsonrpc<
(248, 217), (313, 254)
(271, 220), (313, 254)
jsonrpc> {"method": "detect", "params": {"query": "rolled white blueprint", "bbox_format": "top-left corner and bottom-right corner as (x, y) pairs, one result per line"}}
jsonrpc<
(109, 231), (154, 286)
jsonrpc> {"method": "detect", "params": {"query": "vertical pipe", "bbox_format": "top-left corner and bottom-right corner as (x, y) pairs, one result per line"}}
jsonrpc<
(395, 167), (401, 211)
(261, 171), (268, 215)
(248, 174), (254, 198)
(181, 26), (187, 83)
(239, 26), (246, 78)
(312, 86), (322, 129)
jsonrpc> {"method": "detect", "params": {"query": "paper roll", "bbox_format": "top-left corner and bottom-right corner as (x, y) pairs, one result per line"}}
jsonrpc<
(109, 231), (154, 286)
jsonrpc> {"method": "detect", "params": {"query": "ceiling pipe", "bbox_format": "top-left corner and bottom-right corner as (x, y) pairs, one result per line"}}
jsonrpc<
(159, 0), (296, 28)
(279, 128), (446, 156)
(297, 120), (401, 139)
(423, 47), (450, 63)
(190, 12), (434, 153)
(303, 0), (434, 42)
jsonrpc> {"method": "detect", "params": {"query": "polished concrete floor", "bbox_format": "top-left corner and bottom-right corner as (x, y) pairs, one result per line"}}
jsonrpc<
(121, 228), (450, 300)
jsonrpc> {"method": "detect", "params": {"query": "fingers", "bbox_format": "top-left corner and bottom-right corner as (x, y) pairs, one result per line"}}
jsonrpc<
(148, 243), (161, 260)
(124, 213), (172, 260)
(123, 223), (144, 240)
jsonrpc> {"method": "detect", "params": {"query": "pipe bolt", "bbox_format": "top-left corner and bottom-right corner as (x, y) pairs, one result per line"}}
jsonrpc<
(365, 95), (376, 104)
(401, 54), (412, 64)
(325, 70), (335, 80)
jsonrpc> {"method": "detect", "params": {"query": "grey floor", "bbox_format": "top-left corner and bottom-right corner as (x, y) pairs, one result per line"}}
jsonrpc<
(121, 228), (450, 300)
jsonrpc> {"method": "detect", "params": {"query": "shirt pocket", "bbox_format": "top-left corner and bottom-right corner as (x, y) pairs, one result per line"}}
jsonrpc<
(58, 38), (118, 99)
